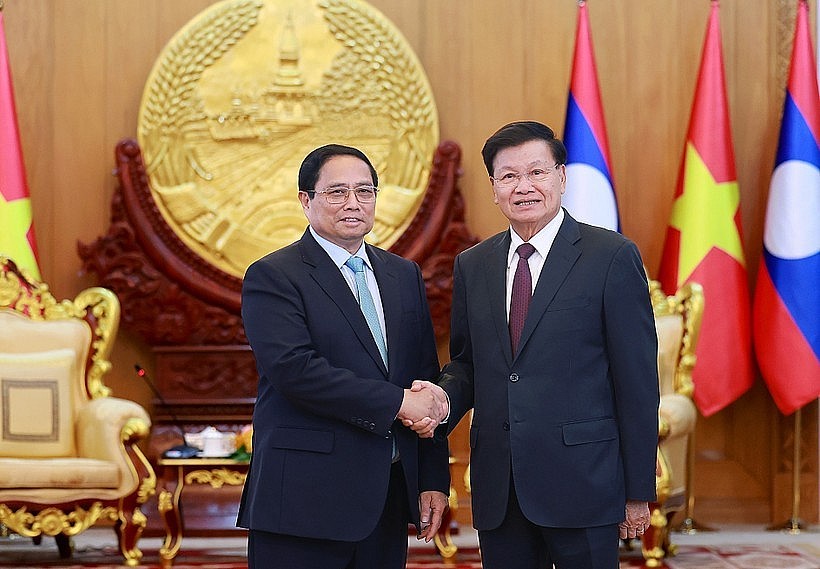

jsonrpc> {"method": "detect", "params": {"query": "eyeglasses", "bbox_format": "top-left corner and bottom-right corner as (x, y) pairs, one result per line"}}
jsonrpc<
(311, 184), (379, 204)
(491, 164), (562, 189)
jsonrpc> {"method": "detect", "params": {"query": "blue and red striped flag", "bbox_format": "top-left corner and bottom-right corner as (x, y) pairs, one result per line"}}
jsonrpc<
(752, 0), (820, 415)
(562, 0), (619, 232)
(0, 9), (40, 278)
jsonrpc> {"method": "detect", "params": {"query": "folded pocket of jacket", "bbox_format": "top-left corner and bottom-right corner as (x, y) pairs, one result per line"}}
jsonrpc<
(561, 417), (618, 446)
(270, 426), (335, 453)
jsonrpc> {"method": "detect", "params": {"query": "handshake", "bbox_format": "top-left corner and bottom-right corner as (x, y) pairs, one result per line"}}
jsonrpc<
(398, 380), (450, 439)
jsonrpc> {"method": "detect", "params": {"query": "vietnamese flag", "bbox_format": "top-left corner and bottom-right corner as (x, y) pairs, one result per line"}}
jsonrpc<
(0, 9), (41, 279)
(752, 0), (820, 415)
(657, 1), (753, 416)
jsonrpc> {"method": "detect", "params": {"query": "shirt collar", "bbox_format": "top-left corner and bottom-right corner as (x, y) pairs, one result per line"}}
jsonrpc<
(309, 226), (372, 270)
(507, 208), (565, 268)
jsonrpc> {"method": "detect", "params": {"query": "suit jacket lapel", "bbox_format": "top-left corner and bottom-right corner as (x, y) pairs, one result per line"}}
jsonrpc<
(484, 232), (514, 366)
(367, 245), (397, 378)
(516, 212), (582, 358)
(299, 231), (388, 376)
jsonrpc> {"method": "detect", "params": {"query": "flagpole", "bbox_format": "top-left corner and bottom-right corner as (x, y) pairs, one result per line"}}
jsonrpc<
(674, 428), (715, 534)
(767, 409), (805, 534)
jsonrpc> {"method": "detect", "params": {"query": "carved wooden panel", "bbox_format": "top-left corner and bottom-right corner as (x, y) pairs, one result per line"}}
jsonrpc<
(79, 138), (475, 345)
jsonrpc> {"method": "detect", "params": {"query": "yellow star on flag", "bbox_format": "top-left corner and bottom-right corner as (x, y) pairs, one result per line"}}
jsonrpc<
(0, 192), (40, 279)
(669, 142), (745, 286)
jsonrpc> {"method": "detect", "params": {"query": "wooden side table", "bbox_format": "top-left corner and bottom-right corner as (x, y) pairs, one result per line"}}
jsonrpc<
(156, 456), (458, 565)
(156, 457), (249, 567)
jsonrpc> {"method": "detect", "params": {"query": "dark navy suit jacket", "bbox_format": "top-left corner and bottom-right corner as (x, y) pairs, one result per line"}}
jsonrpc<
(237, 229), (449, 541)
(440, 210), (659, 531)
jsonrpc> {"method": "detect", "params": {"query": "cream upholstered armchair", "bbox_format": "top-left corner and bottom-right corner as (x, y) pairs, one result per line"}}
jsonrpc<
(640, 279), (704, 567)
(0, 256), (156, 566)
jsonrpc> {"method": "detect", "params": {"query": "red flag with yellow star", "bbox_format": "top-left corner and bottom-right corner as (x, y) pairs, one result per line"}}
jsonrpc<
(657, 1), (753, 416)
(0, 10), (41, 279)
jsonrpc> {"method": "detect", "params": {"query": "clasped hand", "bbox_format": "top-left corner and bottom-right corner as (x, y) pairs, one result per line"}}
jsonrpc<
(397, 380), (449, 438)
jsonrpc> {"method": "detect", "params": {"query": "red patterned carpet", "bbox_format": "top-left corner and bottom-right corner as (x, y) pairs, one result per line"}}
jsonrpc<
(0, 537), (248, 568)
(1, 537), (818, 568)
(0, 564), (245, 569)
(637, 544), (820, 569)
(407, 545), (820, 569)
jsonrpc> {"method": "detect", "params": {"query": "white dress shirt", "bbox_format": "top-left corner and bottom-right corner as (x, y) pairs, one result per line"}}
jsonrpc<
(504, 208), (565, 321)
(309, 227), (388, 351)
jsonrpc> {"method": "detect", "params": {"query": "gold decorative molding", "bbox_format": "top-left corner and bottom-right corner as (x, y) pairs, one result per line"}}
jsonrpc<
(117, 507), (148, 567)
(649, 280), (704, 398)
(642, 450), (673, 568)
(122, 416), (151, 444)
(0, 504), (116, 537)
(75, 287), (120, 398)
(642, 505), (670, 568)
(157, 488), (174, 514)
(122, 416), (157, 504)
(185, 467), (247, 488)
(0, 258), (59, 318)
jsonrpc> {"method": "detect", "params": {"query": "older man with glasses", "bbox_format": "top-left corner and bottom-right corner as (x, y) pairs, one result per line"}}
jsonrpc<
(423, 121), (660, 569)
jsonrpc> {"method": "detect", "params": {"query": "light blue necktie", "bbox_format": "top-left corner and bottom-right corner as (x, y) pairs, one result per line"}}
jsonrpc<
(346, 256), (398, 462)
(345, 256), (388, 366)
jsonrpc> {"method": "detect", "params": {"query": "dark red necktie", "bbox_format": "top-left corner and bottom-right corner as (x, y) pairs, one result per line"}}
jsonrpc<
(509, 242), (536, 355)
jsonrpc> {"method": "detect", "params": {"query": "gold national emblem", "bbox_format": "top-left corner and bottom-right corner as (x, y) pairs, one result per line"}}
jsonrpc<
(137, 0), (439, 278)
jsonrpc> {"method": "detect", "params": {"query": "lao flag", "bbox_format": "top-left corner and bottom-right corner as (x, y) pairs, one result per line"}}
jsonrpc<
(562, 0), (619, 231)
(752, 0), (820, 415)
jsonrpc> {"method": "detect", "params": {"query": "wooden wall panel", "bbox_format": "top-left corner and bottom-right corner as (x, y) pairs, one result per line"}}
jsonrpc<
(2, 0), (817, 527)
(51, 1), (106, 298)
(4, 0), (54, 278)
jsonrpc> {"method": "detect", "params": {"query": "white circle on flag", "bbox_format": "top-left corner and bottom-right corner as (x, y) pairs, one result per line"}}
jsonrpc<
(564, 163), (618, 231)
(765, 160), (820, 259)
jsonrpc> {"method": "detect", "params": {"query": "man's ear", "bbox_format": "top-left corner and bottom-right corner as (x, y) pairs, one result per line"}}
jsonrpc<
(490, 177), (499, 204)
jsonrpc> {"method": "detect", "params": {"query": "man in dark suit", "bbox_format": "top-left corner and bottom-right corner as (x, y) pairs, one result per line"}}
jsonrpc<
(437, 121), (659, 569)
(238, 144), (450, 569)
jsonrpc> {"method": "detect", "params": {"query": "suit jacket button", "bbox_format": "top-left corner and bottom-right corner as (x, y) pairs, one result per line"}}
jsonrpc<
(509, 373), (519, 383)
(503, 421), (510, 431)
